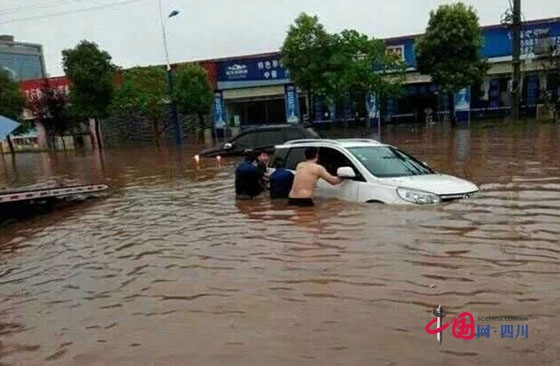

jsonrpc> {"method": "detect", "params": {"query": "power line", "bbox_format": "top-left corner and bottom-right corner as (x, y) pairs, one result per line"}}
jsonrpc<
(0, 0), (148, 25)
(0, 0), (114, 17)
(0, 0), (84, 15)
(0, 0), (52, 12)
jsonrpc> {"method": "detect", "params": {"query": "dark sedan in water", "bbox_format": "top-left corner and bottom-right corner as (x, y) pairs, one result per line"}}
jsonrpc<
(197, 124), (319, 158)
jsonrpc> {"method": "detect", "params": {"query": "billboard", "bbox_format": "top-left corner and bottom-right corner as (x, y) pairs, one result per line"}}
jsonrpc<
(19, 77), (70, 102)
(212, 91), (227, 128)
(284, 84), (300, 124)
(217, 55), (290, 89)
(385, 18), (560, 68)
(455, 87), (471, 122)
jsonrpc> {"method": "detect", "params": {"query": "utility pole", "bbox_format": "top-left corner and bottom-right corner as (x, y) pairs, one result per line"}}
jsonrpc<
(511, 0), (521, 120)
(158, 0), (183, 146)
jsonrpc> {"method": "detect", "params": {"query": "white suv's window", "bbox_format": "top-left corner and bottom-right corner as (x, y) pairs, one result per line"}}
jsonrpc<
(349, 146), (433, 177)
(318, 147), (364, 181)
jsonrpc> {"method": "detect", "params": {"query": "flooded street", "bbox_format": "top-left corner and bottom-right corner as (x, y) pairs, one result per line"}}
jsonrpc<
(1, 122), (559, 365)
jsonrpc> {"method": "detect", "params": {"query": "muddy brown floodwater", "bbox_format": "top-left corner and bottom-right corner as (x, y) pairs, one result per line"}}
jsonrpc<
(0, 122), (559, 366)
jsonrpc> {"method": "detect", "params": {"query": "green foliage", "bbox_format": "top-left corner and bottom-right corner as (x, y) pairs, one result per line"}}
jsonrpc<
(281, 13), (334, 95)
(174, 64), (213, 127)
(0, 69), (25, 121)
(26, 79), (72, 148)
(62, 40), (116, 120)
(327, 29), (406, 102)
(112, 66), (167, 122)
(415, 2), (489, 93)
(282, 13), (405, 108)
(111, 66), (169, 145)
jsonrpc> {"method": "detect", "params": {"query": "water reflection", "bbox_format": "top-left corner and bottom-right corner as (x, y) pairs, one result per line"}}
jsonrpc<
(0, 122), (559, 366)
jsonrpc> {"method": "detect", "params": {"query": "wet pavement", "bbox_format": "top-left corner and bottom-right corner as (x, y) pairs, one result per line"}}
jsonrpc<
(0, 122), (559, 365)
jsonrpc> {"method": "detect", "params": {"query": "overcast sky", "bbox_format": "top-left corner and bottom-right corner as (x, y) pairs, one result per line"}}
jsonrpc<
(1, 0), (559, 77)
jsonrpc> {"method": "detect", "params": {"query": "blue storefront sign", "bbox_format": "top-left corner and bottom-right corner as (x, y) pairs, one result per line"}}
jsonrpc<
(366, 94), (380, 127)
(284, 84), (300, 124)
(455, 87), (471, 122)
(217, 55), (290, 89)
(385, 19), (560, 69)
(213, 91), (226, 128)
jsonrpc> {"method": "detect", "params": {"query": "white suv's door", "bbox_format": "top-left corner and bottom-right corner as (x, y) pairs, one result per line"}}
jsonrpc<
(315, 147), (361, 202)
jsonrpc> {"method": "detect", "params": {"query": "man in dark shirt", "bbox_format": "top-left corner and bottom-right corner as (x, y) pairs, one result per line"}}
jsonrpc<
(269, 158), (294, 199)
(235, 152), (267, 199)
(255, 151), (270, 190)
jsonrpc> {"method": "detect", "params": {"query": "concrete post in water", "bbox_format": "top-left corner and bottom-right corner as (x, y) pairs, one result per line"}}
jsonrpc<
(511, 0), (521, 120)
(436, 305), (443, 344)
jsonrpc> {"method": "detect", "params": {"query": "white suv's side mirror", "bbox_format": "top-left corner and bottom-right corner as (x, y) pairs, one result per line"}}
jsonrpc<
(337, 166), (356, 178)
(223, 142), (233, 150)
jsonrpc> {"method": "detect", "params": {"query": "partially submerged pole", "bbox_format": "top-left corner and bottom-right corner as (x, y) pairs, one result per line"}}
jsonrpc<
(511, 0), (521, 120)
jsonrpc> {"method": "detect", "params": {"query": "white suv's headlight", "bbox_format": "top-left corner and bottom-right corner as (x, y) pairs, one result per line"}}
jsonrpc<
(397, 187), (441, 204)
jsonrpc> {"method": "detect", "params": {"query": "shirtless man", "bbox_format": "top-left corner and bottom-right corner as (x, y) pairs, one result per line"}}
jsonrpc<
(288, 147), (342, 206)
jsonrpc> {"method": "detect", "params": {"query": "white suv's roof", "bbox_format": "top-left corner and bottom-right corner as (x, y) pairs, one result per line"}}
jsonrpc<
(276, 138), (387, 149)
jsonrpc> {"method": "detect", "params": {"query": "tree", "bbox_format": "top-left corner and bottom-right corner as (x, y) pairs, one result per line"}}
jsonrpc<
(281, 13), (335, 120)
(415, 3), (489, 120)
(62, 40), (116, 148)
(174, 64), (213, 129)
(327, 29), (406, 113)
(0, 69), (25, 154)
(26, 79), (72, 149)
(282, 13), (405, 123)
(111, 66), (169, 146)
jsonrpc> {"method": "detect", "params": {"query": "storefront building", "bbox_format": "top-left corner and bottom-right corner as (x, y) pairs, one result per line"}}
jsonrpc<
(0, 35), (46, 82)
(14, 17), (560, 139)
(211, 17), (560, 127)
(212, 52), (305, 127)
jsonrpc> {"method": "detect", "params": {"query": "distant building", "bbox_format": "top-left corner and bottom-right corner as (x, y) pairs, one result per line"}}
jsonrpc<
(205, 17), (560, 125)
(0, 35), (46, 82)
(18, 16), (560, 148)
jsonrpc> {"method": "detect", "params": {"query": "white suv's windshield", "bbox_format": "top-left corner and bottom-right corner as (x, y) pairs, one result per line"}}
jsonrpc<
(349, 146), (433, 177)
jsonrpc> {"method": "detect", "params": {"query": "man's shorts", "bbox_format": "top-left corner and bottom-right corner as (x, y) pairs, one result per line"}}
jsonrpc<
(288, 197), (314, 207)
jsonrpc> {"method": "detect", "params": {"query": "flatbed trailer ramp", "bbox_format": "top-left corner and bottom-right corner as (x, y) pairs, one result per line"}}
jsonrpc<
(0, 184), (110, 204)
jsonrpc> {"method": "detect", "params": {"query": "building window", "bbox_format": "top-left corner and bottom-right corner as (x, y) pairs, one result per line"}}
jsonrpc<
(386, 45), (405, 61)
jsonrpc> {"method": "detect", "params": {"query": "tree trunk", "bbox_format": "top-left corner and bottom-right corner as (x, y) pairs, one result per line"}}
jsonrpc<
(153, 120), (161, 148)
(198, 112), (205, 130)
(61, 135), (67, 151)
(93, 118), (103, 150)
(6, 135), (15, 155)
(47, 130), (56, 150)
(307, 90), (313, 123)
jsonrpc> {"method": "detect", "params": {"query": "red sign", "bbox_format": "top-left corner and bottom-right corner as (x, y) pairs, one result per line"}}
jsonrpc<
(19, 77), (70, 102)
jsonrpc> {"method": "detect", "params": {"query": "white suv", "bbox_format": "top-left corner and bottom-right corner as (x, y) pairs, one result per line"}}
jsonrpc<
(270, 139), (478, 204)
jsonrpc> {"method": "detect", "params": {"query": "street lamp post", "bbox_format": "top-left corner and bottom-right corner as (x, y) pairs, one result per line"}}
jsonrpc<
(158, 0), (183, 146)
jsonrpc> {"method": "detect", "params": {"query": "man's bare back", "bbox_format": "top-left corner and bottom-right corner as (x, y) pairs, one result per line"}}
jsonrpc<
(289, 161), (342, 199)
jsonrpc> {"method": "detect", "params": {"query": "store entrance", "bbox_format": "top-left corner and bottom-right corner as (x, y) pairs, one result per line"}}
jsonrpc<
(227, 97), (286, 126)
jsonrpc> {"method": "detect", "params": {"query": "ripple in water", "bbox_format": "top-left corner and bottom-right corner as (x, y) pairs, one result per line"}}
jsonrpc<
(0, 124), (559, 365)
